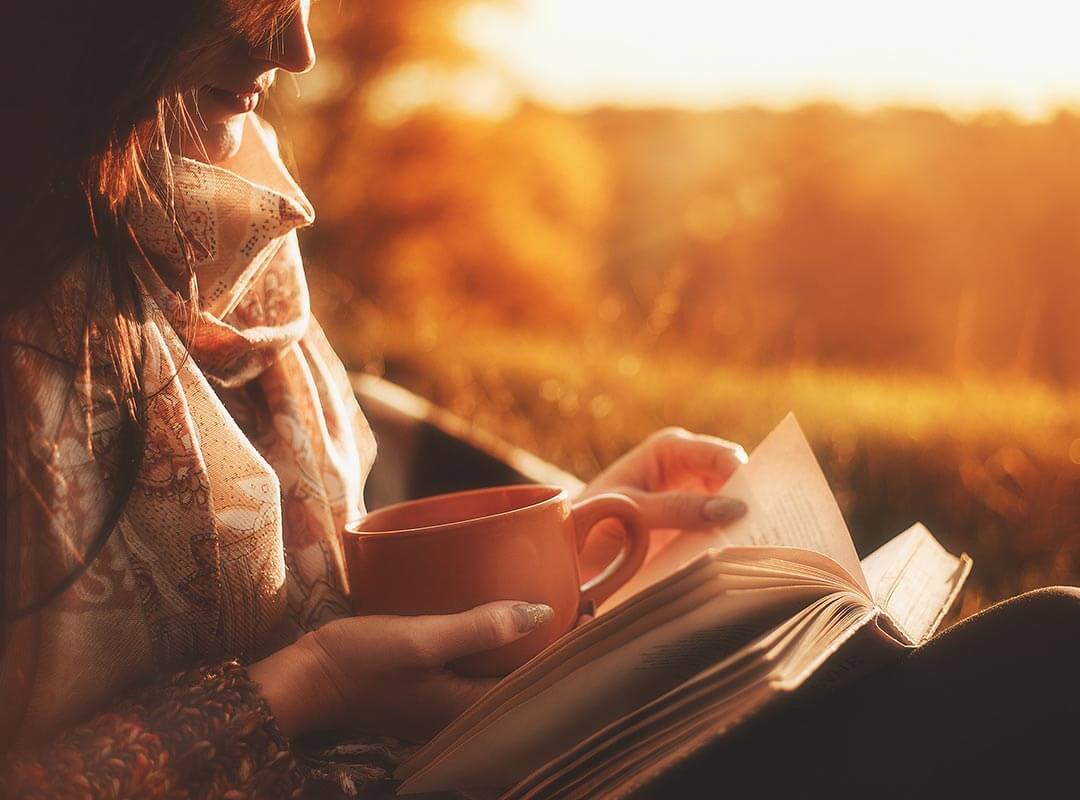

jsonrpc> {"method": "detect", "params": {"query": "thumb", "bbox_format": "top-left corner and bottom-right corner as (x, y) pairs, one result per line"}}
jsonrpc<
(416, 600), (555, 666)
(623, 489), (748, 532)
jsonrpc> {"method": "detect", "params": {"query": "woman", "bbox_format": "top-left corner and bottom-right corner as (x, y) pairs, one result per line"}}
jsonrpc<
(0, 1), (750, 795)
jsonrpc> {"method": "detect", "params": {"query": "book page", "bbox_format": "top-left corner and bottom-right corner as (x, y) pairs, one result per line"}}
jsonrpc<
(605, 414), (867, 608)
(861, 523), (972, 643)
(735, 415), (867, 591)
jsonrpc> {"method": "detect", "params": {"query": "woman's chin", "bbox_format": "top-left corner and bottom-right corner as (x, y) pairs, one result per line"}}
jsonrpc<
(181, 116), (246, 164)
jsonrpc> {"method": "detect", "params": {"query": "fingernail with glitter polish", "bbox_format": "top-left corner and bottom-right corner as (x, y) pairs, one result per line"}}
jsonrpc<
(513, 603), (555, 633)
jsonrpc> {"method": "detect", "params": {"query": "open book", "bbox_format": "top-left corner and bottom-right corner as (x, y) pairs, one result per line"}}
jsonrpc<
(396, 414), (971, 799)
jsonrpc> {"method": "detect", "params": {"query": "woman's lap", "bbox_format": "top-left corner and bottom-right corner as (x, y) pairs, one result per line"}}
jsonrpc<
(641, 587), (1080, 798)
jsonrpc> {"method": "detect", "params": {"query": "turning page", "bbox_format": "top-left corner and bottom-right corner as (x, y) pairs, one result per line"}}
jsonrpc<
(606, 414), (868, 608)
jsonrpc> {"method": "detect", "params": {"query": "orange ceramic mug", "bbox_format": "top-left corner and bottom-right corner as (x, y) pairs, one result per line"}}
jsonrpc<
(344, 484), (649, 676)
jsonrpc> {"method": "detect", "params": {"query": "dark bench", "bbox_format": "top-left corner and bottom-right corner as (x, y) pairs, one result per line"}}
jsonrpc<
(351, 374), (583, 511)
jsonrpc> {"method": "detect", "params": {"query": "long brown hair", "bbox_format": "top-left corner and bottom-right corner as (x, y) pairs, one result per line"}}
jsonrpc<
(0, 0), (298, 636)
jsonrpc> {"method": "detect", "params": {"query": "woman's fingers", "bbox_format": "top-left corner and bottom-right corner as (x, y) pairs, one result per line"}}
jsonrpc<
(651, 428), (748, 490)
(427, 672), (501, 732)
(440, 673), (500, 710)
(392, 671), (501, 742)
(416, 600), (555, 666)
(620, 488), (748, 532)
(403, 601), (556, 737)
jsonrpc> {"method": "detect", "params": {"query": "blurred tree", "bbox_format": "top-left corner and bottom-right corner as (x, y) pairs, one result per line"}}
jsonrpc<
(280, 1), (610, 332)
(585, 104), (1080, 387)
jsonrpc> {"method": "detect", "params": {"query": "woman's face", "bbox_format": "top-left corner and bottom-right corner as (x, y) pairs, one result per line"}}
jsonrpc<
(178, 0), (316, 163)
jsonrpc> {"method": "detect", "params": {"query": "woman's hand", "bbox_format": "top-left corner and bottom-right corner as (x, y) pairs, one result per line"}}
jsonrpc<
(577, 427), (749, 574)
(249, 600), (554, 742)
(582, 426), (749, 528)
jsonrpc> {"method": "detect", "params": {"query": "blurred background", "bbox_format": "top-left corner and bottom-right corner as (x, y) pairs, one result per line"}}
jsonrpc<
(282, 0), (1080, 614)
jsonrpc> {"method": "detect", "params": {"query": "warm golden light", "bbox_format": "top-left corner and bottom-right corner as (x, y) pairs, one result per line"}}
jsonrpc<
(460, 0), (1080, 116)
(300, 0), (1080, 613)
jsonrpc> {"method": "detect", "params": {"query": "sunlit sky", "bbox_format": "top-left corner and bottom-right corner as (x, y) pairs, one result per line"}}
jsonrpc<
(459, 0), (1080, 117)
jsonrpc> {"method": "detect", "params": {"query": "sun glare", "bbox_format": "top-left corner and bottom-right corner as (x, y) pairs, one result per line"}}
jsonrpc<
(459, 0), (1080, 117)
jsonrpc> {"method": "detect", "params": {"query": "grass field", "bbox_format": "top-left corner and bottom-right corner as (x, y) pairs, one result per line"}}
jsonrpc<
(320, 296), (1080, 618)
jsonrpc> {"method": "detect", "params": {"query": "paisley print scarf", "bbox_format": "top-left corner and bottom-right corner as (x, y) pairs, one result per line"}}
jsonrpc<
(1, 114), (375, 744)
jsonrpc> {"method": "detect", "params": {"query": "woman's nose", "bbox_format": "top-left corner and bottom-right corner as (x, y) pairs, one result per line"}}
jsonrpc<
(254, 1), (316, 75)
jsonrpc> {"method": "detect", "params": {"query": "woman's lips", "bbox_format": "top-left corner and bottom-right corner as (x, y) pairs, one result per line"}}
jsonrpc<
(204, 85), (261, 115)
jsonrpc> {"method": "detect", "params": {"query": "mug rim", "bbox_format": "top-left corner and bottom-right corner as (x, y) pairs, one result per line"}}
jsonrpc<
(347, 483), (569, 538)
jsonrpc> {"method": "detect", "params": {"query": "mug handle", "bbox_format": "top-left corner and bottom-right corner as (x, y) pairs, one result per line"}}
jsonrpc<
(571, 493), (650, 611)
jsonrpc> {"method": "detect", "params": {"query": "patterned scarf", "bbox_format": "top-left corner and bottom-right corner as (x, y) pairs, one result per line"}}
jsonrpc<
(1, 115), (375, 744)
